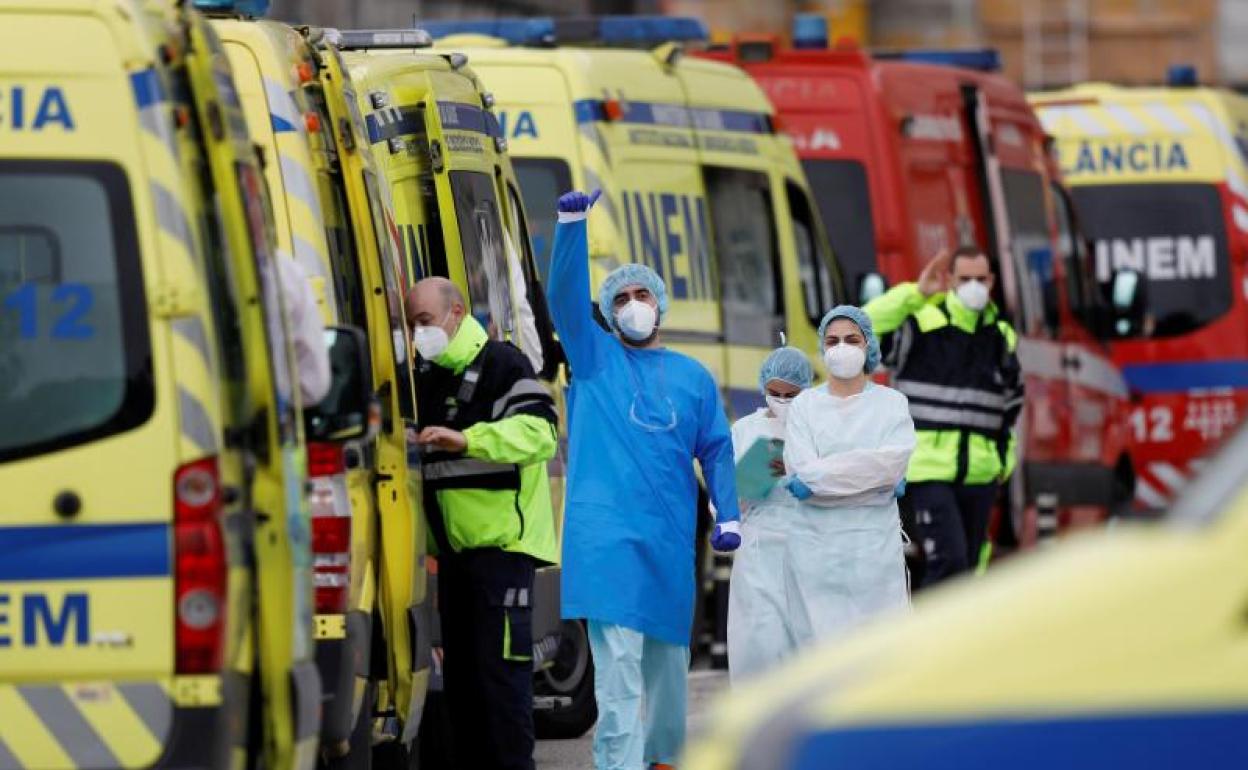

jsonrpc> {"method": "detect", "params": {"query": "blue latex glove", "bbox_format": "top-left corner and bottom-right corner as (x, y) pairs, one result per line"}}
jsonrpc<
(894, 479), (907, 498)
(557, 189), (601, 213)
(710, 520), (741, 552)
(786, 476), (813, 501)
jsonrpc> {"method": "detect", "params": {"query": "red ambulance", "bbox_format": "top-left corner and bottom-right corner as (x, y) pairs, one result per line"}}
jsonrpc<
(699, 20), (1138, 545)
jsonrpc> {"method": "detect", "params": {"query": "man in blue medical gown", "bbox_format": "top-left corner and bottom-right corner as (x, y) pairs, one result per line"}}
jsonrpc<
(546, 190), (741, 770)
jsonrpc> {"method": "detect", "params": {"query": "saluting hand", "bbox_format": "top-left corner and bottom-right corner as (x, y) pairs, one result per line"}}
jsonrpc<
(918, 249), (952, 297)
(416, 426), (468, 453)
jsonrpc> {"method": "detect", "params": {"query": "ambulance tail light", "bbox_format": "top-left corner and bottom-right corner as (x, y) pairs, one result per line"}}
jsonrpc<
(792, 13), (828, 50)
(173, 457), (226, 674)
(307, 442), (351, 614)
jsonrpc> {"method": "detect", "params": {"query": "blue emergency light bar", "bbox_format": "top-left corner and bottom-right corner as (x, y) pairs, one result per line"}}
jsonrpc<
(876, 48), (1003, 72)
(791, 14), (828, 50)
(191, 0), (269, 17)
(335, 29), (434, 50)
(1167, 64), (1199, 87)
(416, 16), (709, 47)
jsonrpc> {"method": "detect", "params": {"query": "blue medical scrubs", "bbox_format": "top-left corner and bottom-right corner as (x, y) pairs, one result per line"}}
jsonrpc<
(547, 216), (739, 768)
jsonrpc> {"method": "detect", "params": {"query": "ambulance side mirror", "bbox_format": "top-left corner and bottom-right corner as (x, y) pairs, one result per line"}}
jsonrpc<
(304, 325), (380, 442)
(857, 272), (888, 304)
(1108, 269), (1147, 338)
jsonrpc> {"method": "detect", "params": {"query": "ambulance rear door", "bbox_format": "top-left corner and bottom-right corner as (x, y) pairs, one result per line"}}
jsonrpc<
(0, 8), (180, 766)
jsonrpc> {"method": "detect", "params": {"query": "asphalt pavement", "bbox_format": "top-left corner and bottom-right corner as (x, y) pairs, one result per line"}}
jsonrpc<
(536, 668), (729, 769)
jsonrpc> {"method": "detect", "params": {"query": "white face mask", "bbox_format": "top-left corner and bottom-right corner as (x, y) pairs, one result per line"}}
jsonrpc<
(765, 395), (793, 422)
(955, 279), (990, 312)
(412, 325), (450, 360)
(824, 343), (867, 380)
(616, 299), (658, 341)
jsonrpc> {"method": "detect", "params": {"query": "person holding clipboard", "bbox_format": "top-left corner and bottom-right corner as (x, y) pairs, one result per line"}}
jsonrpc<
(726, 346), (813, 682)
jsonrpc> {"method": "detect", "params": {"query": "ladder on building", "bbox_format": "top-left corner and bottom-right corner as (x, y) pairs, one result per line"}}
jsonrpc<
(1022, 0), (1090, 89)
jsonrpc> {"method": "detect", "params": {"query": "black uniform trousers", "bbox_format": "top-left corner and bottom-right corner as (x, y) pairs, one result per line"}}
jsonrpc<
(908, 481), (998, 587)
(437, 547), (537, 770)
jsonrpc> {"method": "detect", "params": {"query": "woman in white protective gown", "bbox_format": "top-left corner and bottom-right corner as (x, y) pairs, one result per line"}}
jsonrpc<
(728, 307), (915, 682)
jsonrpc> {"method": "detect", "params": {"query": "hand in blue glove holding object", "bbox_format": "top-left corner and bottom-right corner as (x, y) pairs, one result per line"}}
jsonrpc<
(786, 476), (813, 501)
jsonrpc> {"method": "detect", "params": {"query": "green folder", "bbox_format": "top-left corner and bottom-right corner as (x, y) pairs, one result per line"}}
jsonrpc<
(736, 437), (784, 502)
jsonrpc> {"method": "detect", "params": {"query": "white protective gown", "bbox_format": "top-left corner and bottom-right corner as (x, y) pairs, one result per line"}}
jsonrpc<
(729, 384), (915, 682)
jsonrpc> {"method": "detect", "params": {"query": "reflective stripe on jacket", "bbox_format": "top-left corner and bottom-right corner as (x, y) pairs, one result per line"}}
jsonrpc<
(417, 316), (559, 563)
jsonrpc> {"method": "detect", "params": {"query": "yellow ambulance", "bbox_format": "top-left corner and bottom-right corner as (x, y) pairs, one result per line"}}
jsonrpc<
(334, 27), (571, 742)
(683, 421), (1248, 768)
(0, 2), (353, 770)
(195, 12), (433, 765)
(424, 17), (844, 418)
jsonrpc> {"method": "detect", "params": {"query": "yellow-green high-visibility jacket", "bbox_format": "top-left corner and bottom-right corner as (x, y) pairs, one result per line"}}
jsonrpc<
(864, 282), (1024, 486)
(416, 316), (559, 563)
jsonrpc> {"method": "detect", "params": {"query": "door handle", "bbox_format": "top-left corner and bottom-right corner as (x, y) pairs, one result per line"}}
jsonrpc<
(1061, 353), (1082, 371)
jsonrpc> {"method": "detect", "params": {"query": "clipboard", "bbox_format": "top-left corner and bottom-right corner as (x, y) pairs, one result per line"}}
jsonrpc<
(736, 437), (784, 502)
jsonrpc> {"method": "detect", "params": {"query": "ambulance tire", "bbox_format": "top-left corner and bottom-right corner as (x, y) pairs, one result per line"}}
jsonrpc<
(534, 620), (597, 739)
(326, 681), (374, 770)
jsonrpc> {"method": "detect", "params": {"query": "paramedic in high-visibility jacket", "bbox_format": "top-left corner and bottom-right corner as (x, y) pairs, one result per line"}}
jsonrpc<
(864, 246), (1025, 587)
(406, 276), (559, 770)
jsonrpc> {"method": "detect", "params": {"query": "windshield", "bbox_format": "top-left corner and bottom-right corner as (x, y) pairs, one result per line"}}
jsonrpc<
(513, 157), (572, 283)
(1070, 183), (1231, 338)
(0, 161), (153, 462)
(801, 159), (877, 292)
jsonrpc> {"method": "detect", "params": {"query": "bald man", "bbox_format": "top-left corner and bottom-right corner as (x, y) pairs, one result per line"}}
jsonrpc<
(405, 277), (558, 770)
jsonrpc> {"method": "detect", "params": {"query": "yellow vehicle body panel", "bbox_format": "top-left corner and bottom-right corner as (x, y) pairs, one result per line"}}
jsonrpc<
(684, 447), (1248, 767)
(442, 42), (842, 417)
(214, 19), (337, 324)
(1031, 83), (1248, 189)
(1, 3), (315, 770)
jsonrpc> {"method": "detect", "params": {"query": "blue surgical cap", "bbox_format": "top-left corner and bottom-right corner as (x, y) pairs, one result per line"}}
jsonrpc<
(818, 305), (882, 374)
(597, 263), (669, 331)
(758, 346), (813, 392)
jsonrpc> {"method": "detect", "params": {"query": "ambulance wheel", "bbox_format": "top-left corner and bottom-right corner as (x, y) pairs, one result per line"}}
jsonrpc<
(326, 681), (374, 770)
(534, 620), (597, 739)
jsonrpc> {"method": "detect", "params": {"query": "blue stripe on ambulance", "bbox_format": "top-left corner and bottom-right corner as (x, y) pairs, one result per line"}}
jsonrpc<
(1121, 359), (1248, 393)
(271, 113), (297, 133)
(571, 98), (773, 134)
(0, 523), (169, 581)
(784, 709), (1248, 769)
(129, 68), (166, 109)
(365, 105), (424, 144)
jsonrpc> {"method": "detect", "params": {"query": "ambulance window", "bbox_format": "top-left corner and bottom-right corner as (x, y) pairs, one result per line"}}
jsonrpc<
(363, 169), (415, 420)
(512, 158), (573, 282)
(449, 171), (513, 338)
(322, 173), (369, 334)
(786, 181), (840, 328)
(1051, 182), (1098, 331)
(801, 160), (877, 294)
(238, 161), (297, 441)
(704, 167), (784, 347)
(1070, 183), (1232, 338)
(1000, 169), (1058, 337)
(0, 161), (153, 463)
